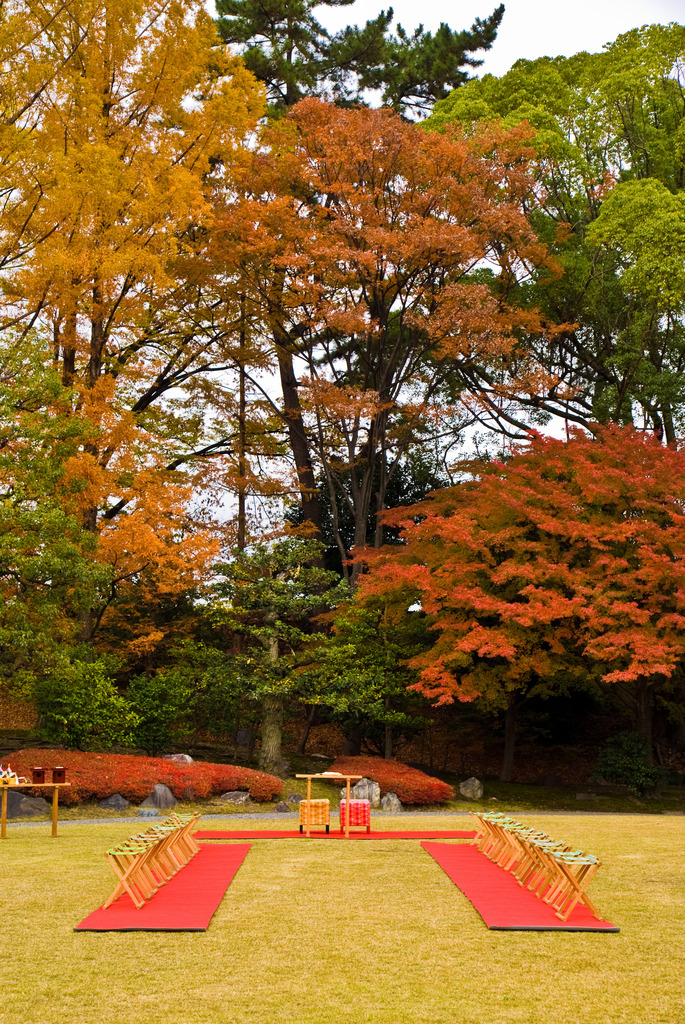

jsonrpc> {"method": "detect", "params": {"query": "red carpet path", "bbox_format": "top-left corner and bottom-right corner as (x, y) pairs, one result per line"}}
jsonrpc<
(75, 843), (252, 931)
(195, 829), (477, 840)
(422, 842), (619, 932)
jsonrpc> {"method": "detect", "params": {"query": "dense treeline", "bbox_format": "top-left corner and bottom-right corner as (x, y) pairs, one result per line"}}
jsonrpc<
(1, 1), (684, 784)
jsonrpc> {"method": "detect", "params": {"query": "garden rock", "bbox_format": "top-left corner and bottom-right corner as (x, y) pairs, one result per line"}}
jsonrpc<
(98, 793), (130, 811)
(274, 801), (291, 812)
(164, 753), (193, 764)
(141, 783), (177, 809)
(139, 807), (158, 817)
(340, 778), (381, 807)
(219, 791), (251, 805)
(380, 792), (402, 812)
(459, 777), (484, 800)
(5, 791), (50, 818)
(287, 794), (304, 804)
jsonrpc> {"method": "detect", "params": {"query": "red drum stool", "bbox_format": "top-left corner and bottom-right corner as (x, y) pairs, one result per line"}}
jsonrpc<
(339, 799), (371, 833)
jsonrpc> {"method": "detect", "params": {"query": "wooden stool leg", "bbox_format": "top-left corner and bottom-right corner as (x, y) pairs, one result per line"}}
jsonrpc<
(1, 787), (7, 839)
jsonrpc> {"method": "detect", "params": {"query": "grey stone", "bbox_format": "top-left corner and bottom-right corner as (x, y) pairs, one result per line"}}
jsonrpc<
(534, 775), (564, 788)
(274, 801), (291, 813)
(141, 783), (177, 809)
(4, 791), (50, 818)
(340, 778), (381, 808)
(287, 794), (304, 804)
(164, 753), (193, 764)
(380, 792), (403, 812)
(138, 807), (158, 817)
(98, 793), (130, 810)
(219, 790), (251, 805)
(235, 729), (251, 747)
(459, 777), (484, 800)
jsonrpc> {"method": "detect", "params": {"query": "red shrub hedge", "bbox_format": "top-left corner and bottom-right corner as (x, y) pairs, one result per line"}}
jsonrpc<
(330, 757), (455, 805)
(6, 749), (283, 805)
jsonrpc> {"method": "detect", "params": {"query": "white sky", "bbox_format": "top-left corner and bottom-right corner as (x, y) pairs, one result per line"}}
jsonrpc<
(316, 0), (685, 77)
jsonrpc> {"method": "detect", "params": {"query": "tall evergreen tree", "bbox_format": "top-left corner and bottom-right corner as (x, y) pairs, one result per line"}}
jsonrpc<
(215, 0), (505, 117)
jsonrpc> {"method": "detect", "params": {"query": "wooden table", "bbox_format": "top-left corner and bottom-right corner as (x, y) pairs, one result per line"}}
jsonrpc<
(1, 783), (72, 838)
(296, 773), (363, 838)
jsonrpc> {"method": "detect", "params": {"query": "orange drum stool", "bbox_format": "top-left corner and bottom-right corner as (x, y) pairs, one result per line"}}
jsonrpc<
(299, 798), (330, 834)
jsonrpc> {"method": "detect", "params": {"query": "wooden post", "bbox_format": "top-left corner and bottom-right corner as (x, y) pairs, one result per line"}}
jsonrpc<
(345, 778), (351, 838)
(306, 777), (312, 838)
(1, 787), (7, 839)
(51, 785), (59, 837)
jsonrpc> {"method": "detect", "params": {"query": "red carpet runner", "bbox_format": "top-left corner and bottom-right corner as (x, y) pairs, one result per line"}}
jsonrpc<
(422, 842), (619, 932)
(196, 829), (477, 840)
(75, 843), (252, 931)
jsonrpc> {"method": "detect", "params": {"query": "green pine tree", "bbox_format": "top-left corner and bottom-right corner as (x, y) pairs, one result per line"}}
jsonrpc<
(215, 0), (505, 116)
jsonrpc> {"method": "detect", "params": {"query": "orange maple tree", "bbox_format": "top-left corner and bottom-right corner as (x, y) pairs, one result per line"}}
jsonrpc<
(213, 99), (562, 576)
(358, 426), (685, 776)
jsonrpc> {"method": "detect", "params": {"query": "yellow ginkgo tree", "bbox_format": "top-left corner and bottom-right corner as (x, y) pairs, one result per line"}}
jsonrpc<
(0, 0), (264, 649)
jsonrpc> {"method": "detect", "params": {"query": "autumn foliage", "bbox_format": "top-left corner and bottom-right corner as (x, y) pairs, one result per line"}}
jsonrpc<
(330, 757), (455, 804)
(7, 749), (283, 805)
(358, 426), (685, 736)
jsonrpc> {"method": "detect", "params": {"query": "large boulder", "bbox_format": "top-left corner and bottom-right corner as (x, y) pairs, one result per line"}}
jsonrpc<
(140, 783), (177, 809)
(164, 753), (193, 764)
(380, 792), (402, 813)
(4, 790), (50, 818)
(340, 778), (381, 808)
(219, 791), (251, 805)
(99, 793), (130, 811)
(459, 777), (484, 800)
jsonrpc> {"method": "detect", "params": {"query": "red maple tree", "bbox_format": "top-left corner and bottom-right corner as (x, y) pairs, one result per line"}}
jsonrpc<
(358, 426), (685, 777)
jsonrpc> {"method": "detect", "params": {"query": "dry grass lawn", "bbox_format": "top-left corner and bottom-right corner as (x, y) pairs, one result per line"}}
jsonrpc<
(1, 814), (684, 1024)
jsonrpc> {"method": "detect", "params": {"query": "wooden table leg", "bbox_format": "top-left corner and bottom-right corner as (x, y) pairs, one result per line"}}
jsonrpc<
(345, 779), (350, 838)
(306, 777), (311, 838)
(51, 785), (59, 837)
(1, 787), (7, 839)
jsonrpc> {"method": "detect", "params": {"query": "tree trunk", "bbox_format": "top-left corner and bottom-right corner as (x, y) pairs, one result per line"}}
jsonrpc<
(499, 692), (517, 782)
(259, 695), (284, 774)
(343, 724), (363, 756)
(297, 705), (318, 754)
(275, 340), (322, 538)
(384, 696), (392, 759)
(635, 680), (654, 762)
(237, 296), (247, 551)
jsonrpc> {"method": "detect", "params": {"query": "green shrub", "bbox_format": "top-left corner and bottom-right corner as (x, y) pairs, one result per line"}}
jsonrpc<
(34, 661), (138, 749)
(590, 731), (665, 796)
(127, 672), (191, 756)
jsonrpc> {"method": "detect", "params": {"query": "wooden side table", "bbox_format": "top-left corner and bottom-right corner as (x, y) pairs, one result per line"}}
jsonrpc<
(0, 783), (72, 838)
(295, 773), (362, 837)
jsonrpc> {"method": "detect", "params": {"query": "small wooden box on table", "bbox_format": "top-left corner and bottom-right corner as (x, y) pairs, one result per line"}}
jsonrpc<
(295, 772), (363, 837)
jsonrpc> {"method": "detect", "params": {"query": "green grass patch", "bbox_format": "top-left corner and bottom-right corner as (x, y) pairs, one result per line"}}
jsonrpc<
(2, 814), (684, 1023)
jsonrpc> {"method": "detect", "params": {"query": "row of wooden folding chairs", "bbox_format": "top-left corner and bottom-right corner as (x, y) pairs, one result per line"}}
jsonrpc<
(103, 812), (200, 910)
(471, 811), (603, 923)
